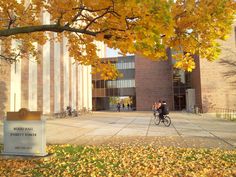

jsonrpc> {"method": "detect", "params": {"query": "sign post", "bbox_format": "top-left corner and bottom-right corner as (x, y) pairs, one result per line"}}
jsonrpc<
(2, 108), (47, 156)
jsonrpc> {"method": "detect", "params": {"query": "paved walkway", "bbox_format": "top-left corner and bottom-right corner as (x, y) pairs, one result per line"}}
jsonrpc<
(0, 112), (236, 149)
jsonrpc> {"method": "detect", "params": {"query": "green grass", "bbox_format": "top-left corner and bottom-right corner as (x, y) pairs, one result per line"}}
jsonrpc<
(0, 145), (235, 176)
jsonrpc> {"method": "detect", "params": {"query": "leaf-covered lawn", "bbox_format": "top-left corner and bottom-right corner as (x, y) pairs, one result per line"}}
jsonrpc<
(0, 144), (236, 176)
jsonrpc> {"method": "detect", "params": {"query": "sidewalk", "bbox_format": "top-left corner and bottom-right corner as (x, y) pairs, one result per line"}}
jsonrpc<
(1, 111), (236, 149)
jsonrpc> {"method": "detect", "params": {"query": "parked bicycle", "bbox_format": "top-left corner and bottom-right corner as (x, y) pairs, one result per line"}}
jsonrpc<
(54, 111), (67, 118)
(154, 113), (171, 127)
(71, 109), (78, 117)
(55, 106), (78, 118)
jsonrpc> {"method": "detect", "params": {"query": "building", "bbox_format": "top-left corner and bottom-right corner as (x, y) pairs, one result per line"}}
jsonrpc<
(1, 19), (235, 115)
(92, 56), (136, 110)
(93, 22), (236, 112)
(0, 12), (105, 118)
(92, 54), (175, 111)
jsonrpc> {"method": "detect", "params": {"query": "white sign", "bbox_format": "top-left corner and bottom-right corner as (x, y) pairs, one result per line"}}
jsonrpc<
(3, 120), (47, 156)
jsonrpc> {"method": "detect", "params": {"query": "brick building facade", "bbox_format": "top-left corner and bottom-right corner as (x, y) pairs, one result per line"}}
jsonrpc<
(135, 54), (174, 111)
(191, 21), (236, 112)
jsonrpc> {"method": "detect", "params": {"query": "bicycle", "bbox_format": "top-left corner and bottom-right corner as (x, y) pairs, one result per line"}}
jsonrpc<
(154, 113), (171, 127)
(71, 109), (78, 117)
(56, 111), (67, 118)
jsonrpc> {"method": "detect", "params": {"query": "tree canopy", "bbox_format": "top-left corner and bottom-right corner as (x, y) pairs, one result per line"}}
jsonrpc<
(0, 0), (235, 79)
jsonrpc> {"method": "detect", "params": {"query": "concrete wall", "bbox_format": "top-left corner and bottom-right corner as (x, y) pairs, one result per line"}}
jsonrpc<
(5, 45), (94, 115)
(0, 60), (11, 119)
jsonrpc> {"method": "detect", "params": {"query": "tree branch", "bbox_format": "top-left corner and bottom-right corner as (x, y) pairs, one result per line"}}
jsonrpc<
(7, 10), (16, 29)
(0, 24), (86, 36)
(0, 53), (20, 63)
(72, 6), (112, 12)
(174, 10), (187, 21)
(0, 24), (117, 39)
(56, 12), (64, 25)
(83, 7), (112, 31)
(109, 0), (121, 18)
(65, 8), (84, 27)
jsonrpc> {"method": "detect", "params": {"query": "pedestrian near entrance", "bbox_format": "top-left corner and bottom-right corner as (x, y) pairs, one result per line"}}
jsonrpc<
(117, 103), (121, 112)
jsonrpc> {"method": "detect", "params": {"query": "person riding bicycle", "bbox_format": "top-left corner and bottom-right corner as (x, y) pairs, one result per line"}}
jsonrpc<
(152, 102), (157, 116)
(158, 101), (169, 121)
(153, 100), (162, 116)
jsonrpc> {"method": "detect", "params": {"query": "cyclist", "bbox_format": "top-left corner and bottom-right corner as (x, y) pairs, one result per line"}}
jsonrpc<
(158, 100), (169, 121)
(152, 100), (162, 116)
(152, 102), (157, 116)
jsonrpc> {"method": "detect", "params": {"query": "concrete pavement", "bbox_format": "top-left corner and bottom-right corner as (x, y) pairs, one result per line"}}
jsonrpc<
(1, 111), (236, 149)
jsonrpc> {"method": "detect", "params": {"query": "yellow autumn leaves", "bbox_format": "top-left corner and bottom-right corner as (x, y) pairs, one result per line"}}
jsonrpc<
(173, 53), (196, 72)
(0, 144), (235, 176)
(92, 61), (120, 80)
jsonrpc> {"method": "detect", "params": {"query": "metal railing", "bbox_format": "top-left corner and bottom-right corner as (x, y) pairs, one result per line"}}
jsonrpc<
(187, 106), (203, 115)
(214, 108), (236, 121)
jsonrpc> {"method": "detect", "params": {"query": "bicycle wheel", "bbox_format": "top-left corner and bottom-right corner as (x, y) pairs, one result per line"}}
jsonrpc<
(154, 115), (161, 125)
(72, 111), (78, 117)
(163, 116), (171, 127)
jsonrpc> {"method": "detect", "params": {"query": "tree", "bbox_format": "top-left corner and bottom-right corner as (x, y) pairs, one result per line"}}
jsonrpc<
(0, 0), (235, 79)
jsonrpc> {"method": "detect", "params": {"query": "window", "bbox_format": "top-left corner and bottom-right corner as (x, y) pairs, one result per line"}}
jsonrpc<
(116, 62), (135, 69)
(106, 79), (135, 88)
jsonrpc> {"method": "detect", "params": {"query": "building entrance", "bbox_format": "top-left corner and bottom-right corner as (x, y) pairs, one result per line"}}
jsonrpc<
(92, 96), (136, 111)
(92, 56), (136, 111)
(174, 95), (186, 110)
(173, 69), (191, 111)
(109, 96), (135, 111)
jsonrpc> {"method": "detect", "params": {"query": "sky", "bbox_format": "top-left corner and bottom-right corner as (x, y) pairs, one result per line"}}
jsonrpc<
(106, 47), (122, 57)
(106, 47), (133, 58)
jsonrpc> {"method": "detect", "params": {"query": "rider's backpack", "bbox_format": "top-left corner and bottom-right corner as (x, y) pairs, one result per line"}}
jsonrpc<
(163, 105), (169, 115)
